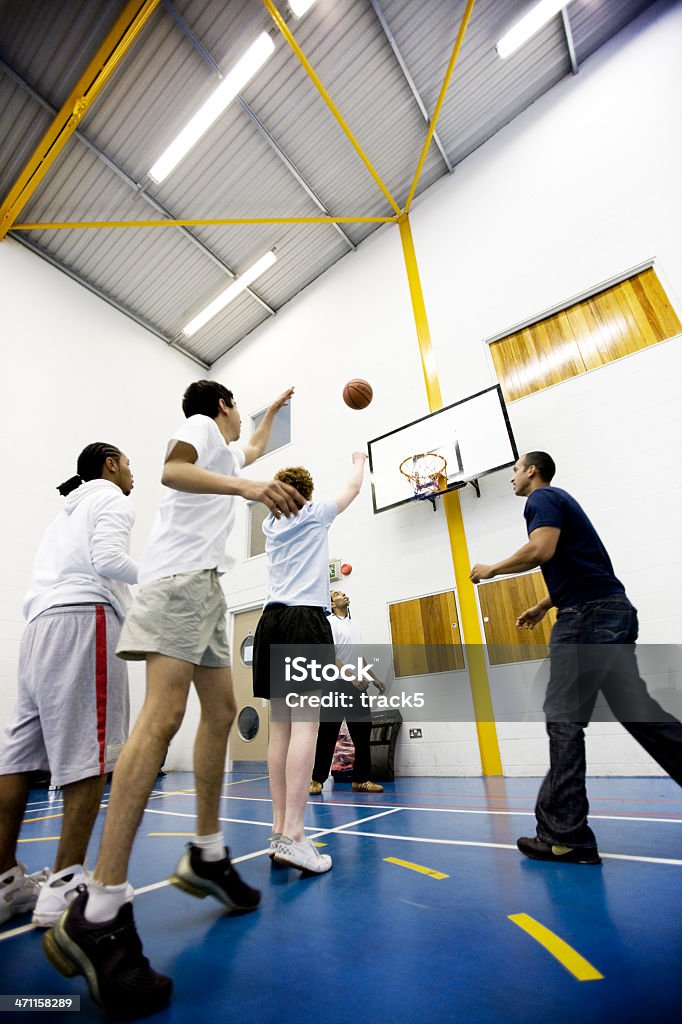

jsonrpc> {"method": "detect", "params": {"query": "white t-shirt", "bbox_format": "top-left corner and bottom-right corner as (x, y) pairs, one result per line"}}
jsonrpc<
(139, 415), (245, 584)
(329, 612), (362, 666)
(23, 479), (137, 622)
(263, 499), (338, 609)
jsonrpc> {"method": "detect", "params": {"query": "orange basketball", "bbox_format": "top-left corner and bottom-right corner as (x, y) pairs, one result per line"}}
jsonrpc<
(343, 379), (373, 410)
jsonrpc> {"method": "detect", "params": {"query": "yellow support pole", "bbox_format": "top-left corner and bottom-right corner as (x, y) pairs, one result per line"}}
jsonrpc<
(398, 213), (502, 776)
(0, 0), (161, 241)
(12, 216), (398, 231)
(404, 0), (476, 214)
(261, 0), (402, 218)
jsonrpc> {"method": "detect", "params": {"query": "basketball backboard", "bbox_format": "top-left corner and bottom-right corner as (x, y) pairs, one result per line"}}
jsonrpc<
(367, 385), (518, 513)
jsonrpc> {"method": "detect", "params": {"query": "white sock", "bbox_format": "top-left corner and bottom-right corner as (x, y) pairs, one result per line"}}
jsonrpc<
(84, 880), (131, 923)
(193, 832), (225, 862)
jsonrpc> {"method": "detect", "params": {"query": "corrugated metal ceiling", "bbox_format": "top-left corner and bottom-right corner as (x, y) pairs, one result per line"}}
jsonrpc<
(0, 0), (659, 366)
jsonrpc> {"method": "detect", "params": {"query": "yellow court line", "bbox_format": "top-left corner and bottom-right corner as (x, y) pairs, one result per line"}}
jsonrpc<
(18, 835), (61, 842)
(384, 856), (449, 880)
(223, 775), (271, 788)
(509, 913), (604, 981)
(20, 812), (63, 824)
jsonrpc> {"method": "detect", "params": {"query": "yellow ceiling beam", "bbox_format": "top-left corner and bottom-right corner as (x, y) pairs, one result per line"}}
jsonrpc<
(404, 0), (476, 214)
(261, 0), (402, 218)
(12, 215), (397, 231)
(0, 0), (161, 241)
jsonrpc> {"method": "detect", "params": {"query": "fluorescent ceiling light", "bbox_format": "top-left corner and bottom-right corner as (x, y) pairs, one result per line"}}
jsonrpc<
(149, 33), (275, 183)
(182, 251), (277, 336)
(496, 0), (568, 60)
(289, 0), (318, 16)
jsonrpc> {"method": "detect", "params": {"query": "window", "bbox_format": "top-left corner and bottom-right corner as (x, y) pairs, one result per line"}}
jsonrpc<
(250, 403), (291, 457)
(489, 266), (682, 402)
(247, 502), (268, 558)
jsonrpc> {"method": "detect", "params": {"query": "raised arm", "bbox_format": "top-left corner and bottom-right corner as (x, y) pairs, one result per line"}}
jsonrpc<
(334, 452), (367, 514)
(469, 526), (560, 584)
(161, 440), (305, 518)
(241, 387), (294, 466)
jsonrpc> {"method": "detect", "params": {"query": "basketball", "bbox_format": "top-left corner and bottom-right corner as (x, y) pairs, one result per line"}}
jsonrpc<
(343, 379), (373, 410)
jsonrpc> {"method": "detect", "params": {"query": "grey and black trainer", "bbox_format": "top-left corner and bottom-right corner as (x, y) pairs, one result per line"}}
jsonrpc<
(170, 845), (261, 910)
(42, 885), (172, 1020)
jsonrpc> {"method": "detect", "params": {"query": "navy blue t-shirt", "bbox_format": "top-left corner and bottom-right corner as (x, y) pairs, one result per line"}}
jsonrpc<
(524, 486), (625, 609)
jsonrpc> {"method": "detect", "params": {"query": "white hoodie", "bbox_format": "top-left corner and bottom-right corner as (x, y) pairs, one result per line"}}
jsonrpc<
(23, 479), (137, 623)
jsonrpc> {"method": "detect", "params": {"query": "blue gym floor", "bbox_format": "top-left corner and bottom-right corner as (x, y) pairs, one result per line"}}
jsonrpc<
(1, 773), (680, 1023)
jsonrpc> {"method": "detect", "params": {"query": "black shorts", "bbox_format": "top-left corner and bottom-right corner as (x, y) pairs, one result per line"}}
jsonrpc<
(252, 604), (335, 700)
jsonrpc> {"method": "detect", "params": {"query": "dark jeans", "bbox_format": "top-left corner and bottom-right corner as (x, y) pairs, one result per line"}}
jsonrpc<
(312, 681), (372, 783)
(536, 595), (682, 848)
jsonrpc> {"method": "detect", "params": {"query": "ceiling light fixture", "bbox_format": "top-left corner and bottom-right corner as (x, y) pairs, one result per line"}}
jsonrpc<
(182, 250), (277, 336)
(288, 0), (318, 17)
(496, 0), (570, 60)
(149, 33), (276, 183)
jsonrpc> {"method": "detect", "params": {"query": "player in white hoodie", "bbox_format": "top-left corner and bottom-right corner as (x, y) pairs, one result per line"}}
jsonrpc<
(0, 442), (136, 929)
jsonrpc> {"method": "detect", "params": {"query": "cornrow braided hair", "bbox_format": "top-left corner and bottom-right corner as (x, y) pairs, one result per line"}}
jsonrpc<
(57, 442), (122, 497)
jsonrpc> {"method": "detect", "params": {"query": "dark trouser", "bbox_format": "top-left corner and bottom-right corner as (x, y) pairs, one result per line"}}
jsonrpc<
(312, 682), (372, 783)
(536, 595), (682, 848)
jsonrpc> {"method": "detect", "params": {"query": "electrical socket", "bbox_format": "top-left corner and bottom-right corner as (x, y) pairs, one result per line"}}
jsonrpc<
(409, 728), (422, 739)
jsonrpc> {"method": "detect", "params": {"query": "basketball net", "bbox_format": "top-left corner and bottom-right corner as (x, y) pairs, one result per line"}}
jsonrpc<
(399, 453), (448, 499)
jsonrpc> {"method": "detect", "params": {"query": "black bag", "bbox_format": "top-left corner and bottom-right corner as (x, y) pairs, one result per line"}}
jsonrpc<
(369, 709), (403, 781)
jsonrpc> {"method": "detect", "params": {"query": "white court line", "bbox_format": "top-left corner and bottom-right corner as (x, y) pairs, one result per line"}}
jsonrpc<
(221, 793), (682, 826)
(339, 829), (682, 867)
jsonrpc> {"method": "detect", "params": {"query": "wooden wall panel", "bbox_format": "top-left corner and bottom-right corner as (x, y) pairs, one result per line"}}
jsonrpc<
(490, 267), (682, 402)
(477, 571), (557, 666)
(389, 591), (464, 677)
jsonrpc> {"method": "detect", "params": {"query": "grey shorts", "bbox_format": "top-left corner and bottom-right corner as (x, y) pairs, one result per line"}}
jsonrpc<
(117, 568), (230, 667)
(0, 604), (129, 787)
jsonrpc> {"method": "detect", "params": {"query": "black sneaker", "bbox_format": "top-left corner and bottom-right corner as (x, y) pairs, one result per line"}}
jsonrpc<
(169, 845), (261, 911)
(42, 885), (172, 1020)
(517, 836), (602, 865)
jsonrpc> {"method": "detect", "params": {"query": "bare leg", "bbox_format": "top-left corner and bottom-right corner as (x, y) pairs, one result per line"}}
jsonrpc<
(282, 720), (319, 843)
(0, 773), (29, 874)
(267, 720), (291, 834)
(191, 666), (236, 836)
(54, 775), (108, 871)
(93, 655), (193, 885)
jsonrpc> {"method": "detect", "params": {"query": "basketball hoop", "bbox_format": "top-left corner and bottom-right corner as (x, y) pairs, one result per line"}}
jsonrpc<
(399, 453), (448, 501)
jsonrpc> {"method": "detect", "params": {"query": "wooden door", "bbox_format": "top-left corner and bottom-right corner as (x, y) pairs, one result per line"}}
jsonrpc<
(230, 607), (269, 764)
(388, 591), (464, 677)
(477, 571), (556, 665)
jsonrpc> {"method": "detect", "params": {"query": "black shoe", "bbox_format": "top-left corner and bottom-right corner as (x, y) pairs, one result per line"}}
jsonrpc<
(169, 845), (261, 911)
(42, 886), (172, 1020)
(517, 836), (602, 865)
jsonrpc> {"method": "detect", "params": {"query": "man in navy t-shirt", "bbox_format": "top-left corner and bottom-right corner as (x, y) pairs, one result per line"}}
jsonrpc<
(470, 452), (682, 864)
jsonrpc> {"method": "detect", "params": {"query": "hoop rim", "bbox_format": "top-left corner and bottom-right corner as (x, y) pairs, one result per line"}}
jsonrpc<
(399, 452), (447, 482)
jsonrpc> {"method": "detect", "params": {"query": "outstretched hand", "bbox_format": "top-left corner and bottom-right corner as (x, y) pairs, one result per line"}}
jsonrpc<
(352, 451), (368, 464)
(470, 564), (495, 584)
(269, 387), (294, 412)
(516, 605), (547, 630)
(241, 478), (305, 518)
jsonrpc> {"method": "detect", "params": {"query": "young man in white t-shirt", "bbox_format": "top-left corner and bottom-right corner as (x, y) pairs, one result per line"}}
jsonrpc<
(44, 381), (305, 1019)
(0, 443), (136, 929)
(252, 454), (367, 874)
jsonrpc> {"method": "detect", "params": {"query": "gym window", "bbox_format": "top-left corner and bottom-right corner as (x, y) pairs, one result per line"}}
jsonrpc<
(246, 502), (268, 559)
(249, 403), (291, 458)
(488, 264), (682, 402)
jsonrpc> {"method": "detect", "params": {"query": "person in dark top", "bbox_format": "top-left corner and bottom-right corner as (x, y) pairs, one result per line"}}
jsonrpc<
(470, 451), (682, 864)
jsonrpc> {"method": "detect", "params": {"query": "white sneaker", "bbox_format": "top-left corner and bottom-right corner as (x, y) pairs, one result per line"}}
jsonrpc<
(268, 833), (283, 860)
(32, 864), (88, 928)
(0, 862), (42, 925)
(273, 836), (332, 874)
